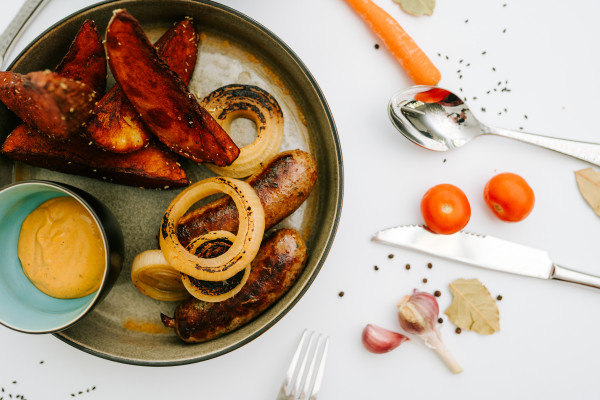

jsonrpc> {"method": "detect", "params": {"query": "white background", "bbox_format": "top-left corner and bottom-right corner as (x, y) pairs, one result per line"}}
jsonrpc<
(1, 0), (600, 398)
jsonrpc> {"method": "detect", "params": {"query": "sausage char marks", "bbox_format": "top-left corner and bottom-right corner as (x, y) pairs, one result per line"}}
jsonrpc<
(176, 149), (317, 247)
(161, 228), (307, 343)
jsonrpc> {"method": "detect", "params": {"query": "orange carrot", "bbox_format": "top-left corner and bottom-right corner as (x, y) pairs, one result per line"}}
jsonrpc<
(414, 88), (451, 103)
(343, 0), (441, 85)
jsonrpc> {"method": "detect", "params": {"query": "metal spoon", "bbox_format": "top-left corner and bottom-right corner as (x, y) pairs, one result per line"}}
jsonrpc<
(388, 85), (600, 166)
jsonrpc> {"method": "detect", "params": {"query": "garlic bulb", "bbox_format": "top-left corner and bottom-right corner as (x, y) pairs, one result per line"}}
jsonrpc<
(397, 290), (463, 374)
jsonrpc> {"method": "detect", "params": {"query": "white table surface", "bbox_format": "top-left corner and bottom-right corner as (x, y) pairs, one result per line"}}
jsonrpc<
(1, 0), (600, 398)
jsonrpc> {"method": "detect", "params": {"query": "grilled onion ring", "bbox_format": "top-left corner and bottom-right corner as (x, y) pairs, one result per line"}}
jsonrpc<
(181, 231), (251, 302)
(159, 176), (265, 281)
(130, 250), (189, 301)
(201, 84), (284, 178)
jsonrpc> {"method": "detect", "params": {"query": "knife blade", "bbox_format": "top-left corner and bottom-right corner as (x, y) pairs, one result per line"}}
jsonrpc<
(372, 225), (600, 290)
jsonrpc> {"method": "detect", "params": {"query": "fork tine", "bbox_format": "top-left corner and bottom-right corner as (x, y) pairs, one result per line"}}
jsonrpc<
(309, 336), (329, 400)
(290, 331), (316, 398)
(278, 330), (329, 400)
(280, 329), (309, 396)
(300, 334), (328, 400)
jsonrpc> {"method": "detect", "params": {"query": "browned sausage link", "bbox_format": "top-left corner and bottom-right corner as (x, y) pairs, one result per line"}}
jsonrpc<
(161, 228), (307, 342)
(176, 149), (317, 247)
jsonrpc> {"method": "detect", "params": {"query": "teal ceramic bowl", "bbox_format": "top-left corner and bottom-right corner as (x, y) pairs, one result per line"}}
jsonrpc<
(0, 180), (124, 333)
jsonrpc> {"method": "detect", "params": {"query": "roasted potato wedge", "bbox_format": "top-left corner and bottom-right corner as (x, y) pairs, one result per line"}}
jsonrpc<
(0, 20), (104, 140)
(85, 81), (149, 153)
(54, 19), (107, 97)
(105, 10), (239, 166)
(1, 125), (188, 188)
(0, 70), (96, 140)
(1, 20), (188, 188)
(86, 18), (199, 153)
(154, 17), (199, 84)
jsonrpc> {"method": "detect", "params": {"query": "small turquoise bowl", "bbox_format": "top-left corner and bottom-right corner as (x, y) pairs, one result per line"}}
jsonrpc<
(0, 180), (124, 334)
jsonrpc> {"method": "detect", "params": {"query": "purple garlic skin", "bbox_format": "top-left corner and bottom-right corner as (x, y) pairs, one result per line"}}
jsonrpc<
(362, 324), (409, 354)
(397, 290), (439, 334)
(397, 289), (463, 374)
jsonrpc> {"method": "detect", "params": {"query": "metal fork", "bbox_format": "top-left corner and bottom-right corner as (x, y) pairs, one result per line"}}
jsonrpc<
(277, 330), (330, 400)
(0, 0), (50, 70)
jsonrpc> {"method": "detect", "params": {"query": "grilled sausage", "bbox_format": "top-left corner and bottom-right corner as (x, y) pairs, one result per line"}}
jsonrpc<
(176, 149), (317, 247)
(161, 228), (307, 342)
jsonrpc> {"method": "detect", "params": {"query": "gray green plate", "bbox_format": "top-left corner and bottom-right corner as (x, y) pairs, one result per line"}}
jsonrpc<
(0, 0), (342, 365)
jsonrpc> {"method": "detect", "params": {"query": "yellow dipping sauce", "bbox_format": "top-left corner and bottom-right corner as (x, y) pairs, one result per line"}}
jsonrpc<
(18, 196), (105, 299)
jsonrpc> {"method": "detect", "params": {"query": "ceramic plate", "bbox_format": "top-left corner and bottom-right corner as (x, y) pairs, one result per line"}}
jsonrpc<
(0, 0), (342, 365)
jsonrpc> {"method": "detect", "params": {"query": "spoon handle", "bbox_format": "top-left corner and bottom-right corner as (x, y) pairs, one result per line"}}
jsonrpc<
(486, 126), (600, 167)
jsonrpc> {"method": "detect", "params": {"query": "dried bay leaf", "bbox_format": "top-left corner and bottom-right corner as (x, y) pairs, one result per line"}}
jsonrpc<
(444, 278), (500, 335)
(393, 0), (436, 16)
(574, 168), (600, 217)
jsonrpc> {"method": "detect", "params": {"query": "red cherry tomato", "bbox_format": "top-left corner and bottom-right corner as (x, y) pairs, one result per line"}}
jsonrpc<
(421, 184), (471, 235)
(484, 173), (535, 222)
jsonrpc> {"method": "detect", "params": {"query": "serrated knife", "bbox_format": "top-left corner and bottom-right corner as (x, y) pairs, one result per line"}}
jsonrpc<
(372, 225), (600, 290)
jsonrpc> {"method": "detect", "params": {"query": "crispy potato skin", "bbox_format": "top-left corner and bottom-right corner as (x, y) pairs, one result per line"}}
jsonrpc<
(1, 125), (188, 188)
(86, 86), (148, 152)
(161, 228), (307, 342)
(0, 20), (188, 188)
(105, 10), (239, 166)
(86, 18), (199, 153)
(54, 19), (107, 97)
(153, 18), (199, 85)
(0, 70), (96, 139)
(0, 21), (104, 140)
(176, 150), (318, 247)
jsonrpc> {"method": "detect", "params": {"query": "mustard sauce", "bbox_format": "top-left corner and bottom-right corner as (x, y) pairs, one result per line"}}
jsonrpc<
(123, 319), (171, 334)
(18, 196), (105, 299)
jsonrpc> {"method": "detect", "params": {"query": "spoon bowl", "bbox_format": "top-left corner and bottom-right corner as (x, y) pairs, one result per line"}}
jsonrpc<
(389, 85), (600, 166)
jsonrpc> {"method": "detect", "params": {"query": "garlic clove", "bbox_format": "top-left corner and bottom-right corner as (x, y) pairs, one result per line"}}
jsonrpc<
(362, 324), (409, 354)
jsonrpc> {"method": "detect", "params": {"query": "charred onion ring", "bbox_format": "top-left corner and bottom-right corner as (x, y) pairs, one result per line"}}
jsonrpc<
(159, 176), (265, 281)
(201, 84), (284, 178)
(181, 231), (251, 302)
(130, 250), (189, 301)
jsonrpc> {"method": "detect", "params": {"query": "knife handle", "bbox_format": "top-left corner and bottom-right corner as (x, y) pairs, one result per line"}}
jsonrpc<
(552, 264), (600, 289)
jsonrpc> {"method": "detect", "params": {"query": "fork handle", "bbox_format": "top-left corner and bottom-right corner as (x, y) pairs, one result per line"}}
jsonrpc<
(485, 125), (600, 167)
(0, 0), (49, 69)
